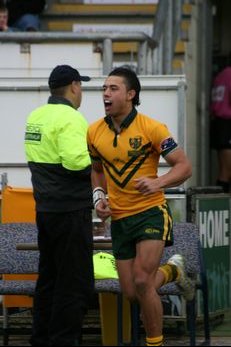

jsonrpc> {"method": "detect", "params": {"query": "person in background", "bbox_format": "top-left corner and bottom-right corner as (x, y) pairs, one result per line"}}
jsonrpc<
(87, 66), (194, 346)
(210, 57), (231, 193)
(24, 64), (94, 346)
(0, 2), (13, 31)
(5, 0), (46, 31)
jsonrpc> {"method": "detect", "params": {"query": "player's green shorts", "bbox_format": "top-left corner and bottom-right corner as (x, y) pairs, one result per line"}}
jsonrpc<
(111, 203), (173, 260)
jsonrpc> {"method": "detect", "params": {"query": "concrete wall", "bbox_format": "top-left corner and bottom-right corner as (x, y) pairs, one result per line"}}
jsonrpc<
(0, 42), (102, 78)
(0, 74), (187, 188)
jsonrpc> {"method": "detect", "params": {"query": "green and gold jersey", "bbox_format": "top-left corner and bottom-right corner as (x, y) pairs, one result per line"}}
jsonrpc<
(87, 109), (178, 220)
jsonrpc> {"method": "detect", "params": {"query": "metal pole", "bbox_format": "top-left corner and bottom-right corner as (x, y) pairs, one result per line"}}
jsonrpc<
(163, 0), (173, 74)
(152, 0), (169, 43)
(199, 0), (213, 186)
(0, 31), (151, 43)
(1, 172), (8, 190)
(177, 80), (187, 150)
(172, 0), (183, 53)
(103, 38), (113, 75)
(151, 0), (169, 74)
(137, 41), (148, 75)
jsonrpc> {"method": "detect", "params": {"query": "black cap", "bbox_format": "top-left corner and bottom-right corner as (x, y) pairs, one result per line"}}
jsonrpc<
(48, 65), (90, 89)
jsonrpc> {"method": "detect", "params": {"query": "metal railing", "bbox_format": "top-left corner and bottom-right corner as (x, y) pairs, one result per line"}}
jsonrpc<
(0, 31), (156, 75)
(0, 0), (187, 75)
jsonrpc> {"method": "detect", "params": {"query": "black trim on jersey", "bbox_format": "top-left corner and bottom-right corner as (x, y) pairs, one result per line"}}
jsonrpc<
(92, 142), (152, 176)
(91, 142), (153, 188)
(104, 150), (153, 188)
(104, 108), (137, 147)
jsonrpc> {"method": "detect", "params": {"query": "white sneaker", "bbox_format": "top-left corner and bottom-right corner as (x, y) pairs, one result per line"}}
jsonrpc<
(167, 254), (195, 301)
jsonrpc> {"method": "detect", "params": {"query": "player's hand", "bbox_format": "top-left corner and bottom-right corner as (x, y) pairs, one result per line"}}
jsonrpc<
(134, 177), (163, 195)
(95, 198), (111, 221)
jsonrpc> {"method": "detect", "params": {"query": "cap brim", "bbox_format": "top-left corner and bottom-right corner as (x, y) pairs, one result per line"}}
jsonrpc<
(80, 76), (91, 82)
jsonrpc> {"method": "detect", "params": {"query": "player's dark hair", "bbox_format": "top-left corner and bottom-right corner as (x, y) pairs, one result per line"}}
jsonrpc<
(108, 66), (141, 106)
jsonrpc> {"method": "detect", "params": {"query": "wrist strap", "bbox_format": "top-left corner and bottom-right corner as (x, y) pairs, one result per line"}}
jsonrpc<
(93, 187), (106, 208)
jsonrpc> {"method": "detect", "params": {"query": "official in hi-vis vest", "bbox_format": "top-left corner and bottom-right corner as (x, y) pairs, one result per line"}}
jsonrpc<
(25, 65), (94, 346)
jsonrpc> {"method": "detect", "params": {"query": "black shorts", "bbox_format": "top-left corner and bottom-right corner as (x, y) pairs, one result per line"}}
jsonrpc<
(111, 203), (173, 260)
(210, 118), (231, 149)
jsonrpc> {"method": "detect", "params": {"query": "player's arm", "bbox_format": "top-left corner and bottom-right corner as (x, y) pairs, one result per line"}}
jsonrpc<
(134, 147), (191, 194)
(157, 130), (192, 188)
(91, 161), (107, 192)
(159, 147), (192, 188)
(87, 127), (111, 220)
(91, 161), (111, 221)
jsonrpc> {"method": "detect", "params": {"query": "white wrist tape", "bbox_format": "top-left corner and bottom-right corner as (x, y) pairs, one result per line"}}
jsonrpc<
(93, 187), (106, 208)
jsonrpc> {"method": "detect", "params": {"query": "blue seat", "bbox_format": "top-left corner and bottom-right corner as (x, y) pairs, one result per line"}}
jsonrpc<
(0, 223), (39, 346)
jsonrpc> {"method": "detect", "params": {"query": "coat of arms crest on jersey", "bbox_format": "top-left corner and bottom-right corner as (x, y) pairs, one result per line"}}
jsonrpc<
(129, 136), (142, 149)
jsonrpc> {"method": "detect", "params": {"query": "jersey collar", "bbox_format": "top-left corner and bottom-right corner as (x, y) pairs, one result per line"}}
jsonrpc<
(104, 107), (137, 130)
(104, 108), (137, 147)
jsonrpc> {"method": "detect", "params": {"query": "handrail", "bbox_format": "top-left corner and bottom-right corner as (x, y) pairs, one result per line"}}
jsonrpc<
(0, 0), (187, 75)
(0, 31), (154, 43)
(0, 31), (156, 75)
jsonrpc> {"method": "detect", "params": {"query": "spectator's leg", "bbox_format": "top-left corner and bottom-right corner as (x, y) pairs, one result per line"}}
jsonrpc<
(13, 14), (40, 31)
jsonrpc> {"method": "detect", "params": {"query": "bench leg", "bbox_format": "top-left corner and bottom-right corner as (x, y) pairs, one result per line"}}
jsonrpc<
(3, 306), (9, 346)
(186, 299), (196, 346)
(201, 281), (210, 345)
(117, 293), (124, 346)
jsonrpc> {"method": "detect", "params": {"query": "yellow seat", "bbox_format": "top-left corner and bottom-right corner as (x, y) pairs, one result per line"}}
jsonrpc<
(1, 186), (37, 309)
(1, 186), (35, 223)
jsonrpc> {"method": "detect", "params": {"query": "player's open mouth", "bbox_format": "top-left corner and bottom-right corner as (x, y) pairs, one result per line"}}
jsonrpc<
(104, 100), (112, 111)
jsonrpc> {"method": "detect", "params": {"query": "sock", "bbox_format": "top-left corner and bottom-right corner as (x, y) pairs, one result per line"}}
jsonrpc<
(158, 264), (179, 285)
(146, 335), (163, 346)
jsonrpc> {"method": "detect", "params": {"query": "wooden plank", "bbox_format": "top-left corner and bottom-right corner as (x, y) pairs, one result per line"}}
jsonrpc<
(113, 42), (138, 53)
(182, 3), (192, 15)
(16, 241), (112, 251)
(175, 40), (186, 54)
(48, 4), (157, 15)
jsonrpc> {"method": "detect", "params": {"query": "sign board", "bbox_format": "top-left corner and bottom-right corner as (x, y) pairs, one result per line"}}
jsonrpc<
(196, 194), (231, 313)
